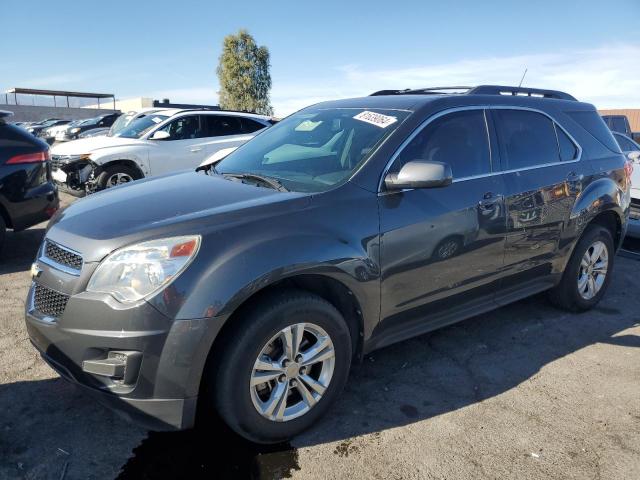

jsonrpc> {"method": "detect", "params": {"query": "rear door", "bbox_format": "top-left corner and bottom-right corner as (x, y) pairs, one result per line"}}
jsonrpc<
(377, 108), (508, 336)
(491, 108), (582, 291)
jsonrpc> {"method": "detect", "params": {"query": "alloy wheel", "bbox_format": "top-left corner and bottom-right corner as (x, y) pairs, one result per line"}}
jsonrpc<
(106, 172), (133, 188)
(577, 240), (608, 300)
(250, 322), (335, 422)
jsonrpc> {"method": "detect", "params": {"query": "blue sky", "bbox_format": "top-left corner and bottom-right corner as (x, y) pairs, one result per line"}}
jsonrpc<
(2, 0), (640, 116)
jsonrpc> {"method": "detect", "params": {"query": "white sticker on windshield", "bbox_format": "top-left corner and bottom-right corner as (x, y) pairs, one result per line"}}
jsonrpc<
(151, 117), (163, 123)
(353, 111), (397, 128)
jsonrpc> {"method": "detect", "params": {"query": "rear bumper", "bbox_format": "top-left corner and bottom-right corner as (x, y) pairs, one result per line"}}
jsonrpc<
(7, 181), (58, 231)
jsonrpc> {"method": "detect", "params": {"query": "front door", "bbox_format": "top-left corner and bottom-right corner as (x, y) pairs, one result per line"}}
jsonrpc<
(377, 108), (507, 337)
(149, 114), (213, 175)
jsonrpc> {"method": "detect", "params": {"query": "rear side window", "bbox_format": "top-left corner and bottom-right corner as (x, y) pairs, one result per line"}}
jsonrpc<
(609, 117), (628, 133)
(203, 115), (244, 137)
(614, 133), (639, 152)
(556, 125), (579, 161)
(567, 111), (621, 153)
(393, 109), (491, 179)
(240, 118), (267, 133)
(493, 110), (559, 170)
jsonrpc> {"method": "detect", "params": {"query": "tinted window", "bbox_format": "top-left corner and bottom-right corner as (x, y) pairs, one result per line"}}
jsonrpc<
(556, 125), (578, 161)
(240, 118), (267, 133)
(203, 115), (244, 137)
(568, 111), (621, 153)
(494, 110), (559, 169)
(610, 117), (627, 133)
(614, 133), (639, 152)
(393, 109), (491, 179)
(157, 115), (202, 140)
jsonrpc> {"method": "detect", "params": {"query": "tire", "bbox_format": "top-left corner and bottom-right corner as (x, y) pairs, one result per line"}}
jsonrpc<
(95, 164), (141, 191)
(210, 290), (352, 444)
(548, 224), (614, 312)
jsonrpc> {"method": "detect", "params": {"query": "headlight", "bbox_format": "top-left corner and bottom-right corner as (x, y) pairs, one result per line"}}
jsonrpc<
(87, 236), (200, 303)
(70, 127), (81, 133)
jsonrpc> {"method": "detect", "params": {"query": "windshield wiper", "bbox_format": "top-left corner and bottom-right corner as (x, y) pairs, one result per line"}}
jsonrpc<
(222, 173), (288, 192)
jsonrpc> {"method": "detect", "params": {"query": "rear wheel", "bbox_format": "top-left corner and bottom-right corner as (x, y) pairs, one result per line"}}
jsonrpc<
(95, 164), (141, 191)
(549, 224), (614, 311)
(210, 290), (352, 443)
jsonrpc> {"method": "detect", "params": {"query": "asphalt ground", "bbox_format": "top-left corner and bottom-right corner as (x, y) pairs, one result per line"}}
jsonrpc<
(1, 192), (638, 479)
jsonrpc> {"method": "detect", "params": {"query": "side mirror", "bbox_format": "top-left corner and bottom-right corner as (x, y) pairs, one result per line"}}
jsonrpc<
(150, 130), (171, 140)
(627, 151), (640, 162)
(384, 160), (453, 190)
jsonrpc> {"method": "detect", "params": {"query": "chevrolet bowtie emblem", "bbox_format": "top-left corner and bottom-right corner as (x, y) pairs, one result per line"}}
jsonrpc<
(30, 263), (42, 279)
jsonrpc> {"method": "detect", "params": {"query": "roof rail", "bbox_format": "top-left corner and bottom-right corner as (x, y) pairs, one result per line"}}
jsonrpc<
(468, 85), (577, 101)
(369, 85), (577, 101)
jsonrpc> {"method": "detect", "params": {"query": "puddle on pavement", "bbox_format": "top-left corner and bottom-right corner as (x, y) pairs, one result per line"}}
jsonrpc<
(117, 416), (300, 480)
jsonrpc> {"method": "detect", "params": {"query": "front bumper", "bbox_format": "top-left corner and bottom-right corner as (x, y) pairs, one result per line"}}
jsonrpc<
(25, 272), (221, 430)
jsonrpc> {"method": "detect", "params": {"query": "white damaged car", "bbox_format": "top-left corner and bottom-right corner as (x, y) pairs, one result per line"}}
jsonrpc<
(50, 109), (274, 195)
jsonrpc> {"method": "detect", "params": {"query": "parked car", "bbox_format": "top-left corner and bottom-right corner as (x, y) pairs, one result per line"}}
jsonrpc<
(55, 113), (121, 142)
(28, 119), (69, 138)
(25, 86), (630, 443)
(49, 109), (272, 196)
(37, 120), (73, 144)
(0, 111), (59, 249)
(602, 114), (640, 143)
(77, 127), (110, 139)
(612, 132), (640, 238)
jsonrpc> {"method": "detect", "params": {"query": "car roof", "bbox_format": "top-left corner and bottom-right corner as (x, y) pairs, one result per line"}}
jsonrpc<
(311, 85), (593, 113)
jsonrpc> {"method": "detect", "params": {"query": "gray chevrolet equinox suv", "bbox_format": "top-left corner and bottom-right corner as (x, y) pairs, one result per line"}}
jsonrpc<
(26, 85), (632, 443)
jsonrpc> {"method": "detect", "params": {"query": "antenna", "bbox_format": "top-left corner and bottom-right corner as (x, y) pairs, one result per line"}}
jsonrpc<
(518, 68), (528, 88)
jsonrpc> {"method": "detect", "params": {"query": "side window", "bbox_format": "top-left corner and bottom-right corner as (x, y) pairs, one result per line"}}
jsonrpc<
(240, 118), (267, 133)
(393, 109), (491, 179)
(157, 115), (202, 140)
(555, 125), (578, 161)
(615, 134), (638, 152)
(203, 115), (244, 137)
(494, 110), (559, 170)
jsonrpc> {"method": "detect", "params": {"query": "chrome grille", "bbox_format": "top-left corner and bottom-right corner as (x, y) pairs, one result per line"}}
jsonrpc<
(50, 155), (64, 170)
(44, 240), (83, 271)
(33, 284), (69, 317)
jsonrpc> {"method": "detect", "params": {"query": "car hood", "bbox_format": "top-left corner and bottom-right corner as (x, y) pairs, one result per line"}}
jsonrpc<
(50, 136), (143, 155)
(46, 171), (309, 262)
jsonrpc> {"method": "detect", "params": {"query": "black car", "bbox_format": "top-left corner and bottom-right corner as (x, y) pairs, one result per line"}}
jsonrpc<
(55, 113), (120, 141)
(25, 86), (630, 443)
(0, 111), (59, 248)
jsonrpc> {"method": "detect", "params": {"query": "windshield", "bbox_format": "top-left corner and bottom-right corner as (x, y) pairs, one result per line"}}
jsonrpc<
(117, 114), (170, 139)
(215, 107), (410, 192)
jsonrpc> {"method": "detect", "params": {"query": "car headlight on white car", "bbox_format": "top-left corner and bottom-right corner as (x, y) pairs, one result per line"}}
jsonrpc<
(87, 236), (201, 303)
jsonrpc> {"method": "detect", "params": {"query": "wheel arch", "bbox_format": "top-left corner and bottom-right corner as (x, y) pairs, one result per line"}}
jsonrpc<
(96, 159), (145, 179)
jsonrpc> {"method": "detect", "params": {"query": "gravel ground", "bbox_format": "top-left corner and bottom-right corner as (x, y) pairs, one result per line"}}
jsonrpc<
(1, 192), (639, 479)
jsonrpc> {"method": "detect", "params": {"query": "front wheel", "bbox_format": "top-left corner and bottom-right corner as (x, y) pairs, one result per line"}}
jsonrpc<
(94, 164), (141, 191)
(210, 291), (352, 443)
(549, 224), (614, 312)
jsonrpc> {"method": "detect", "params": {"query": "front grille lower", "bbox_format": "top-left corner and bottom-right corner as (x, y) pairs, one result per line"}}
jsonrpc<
(44, 240), (83, 271)
(50, 155), (64, 170)
(33, 284), (69, 317)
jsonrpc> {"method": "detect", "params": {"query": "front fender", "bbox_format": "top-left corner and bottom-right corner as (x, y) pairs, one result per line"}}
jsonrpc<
(91, 147), (150, 176)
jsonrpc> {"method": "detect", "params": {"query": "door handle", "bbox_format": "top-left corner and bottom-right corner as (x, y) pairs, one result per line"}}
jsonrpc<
(190, 147), (203, 152)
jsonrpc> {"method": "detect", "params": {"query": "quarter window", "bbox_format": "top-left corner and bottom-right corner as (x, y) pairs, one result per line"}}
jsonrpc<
(393, 109), (491, 179)
(556, 125), (578, 161)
